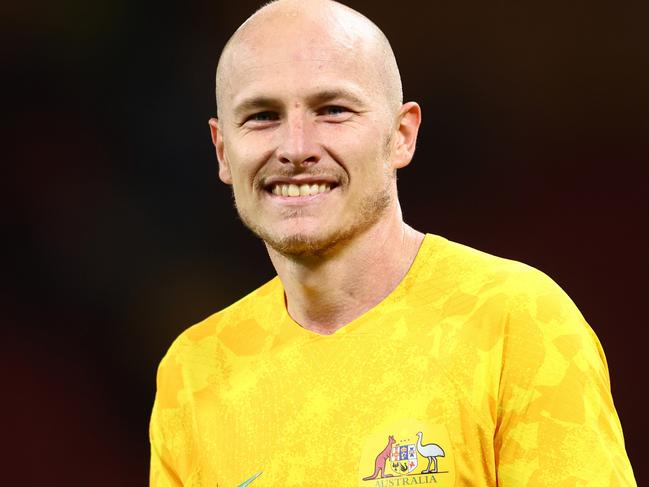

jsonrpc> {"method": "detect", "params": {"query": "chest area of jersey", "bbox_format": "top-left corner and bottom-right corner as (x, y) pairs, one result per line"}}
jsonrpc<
(192, 324), (499, 485)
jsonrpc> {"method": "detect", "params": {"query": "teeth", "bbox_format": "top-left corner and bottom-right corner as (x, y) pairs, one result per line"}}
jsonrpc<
(270, 183), (333, 197)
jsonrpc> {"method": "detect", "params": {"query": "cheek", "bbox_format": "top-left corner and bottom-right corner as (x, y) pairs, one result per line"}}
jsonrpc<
(225, 135), (276, 179)
(223, 145), (255, 185)
(321, 121), (387, 157)
(222, 156), (254, 203)
(230, 170), (258, 205)
(336, 132), (392, 176)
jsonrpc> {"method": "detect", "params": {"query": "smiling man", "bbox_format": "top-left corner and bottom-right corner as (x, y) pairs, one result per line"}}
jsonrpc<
(149, 1), (635, 485)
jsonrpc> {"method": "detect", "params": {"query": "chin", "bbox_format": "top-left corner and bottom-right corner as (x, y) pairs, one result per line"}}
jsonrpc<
(253, 219), (383, 258)
(269, 233), (339, 257)
(240, 216), (346, 257)
(236, 207), (341, 257)
(237, 187), (393, 257)
(258, 227), (343, 257)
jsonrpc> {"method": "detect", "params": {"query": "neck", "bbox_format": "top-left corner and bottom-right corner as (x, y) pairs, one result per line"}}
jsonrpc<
(266, 205), (424, 335)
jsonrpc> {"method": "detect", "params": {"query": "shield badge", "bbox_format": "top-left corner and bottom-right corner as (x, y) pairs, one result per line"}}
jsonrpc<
(388, 443), (418, 475)
(402, 444), (418, 473)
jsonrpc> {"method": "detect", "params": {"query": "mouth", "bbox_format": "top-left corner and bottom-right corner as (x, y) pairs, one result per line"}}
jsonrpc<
(264, 180), (338, 198)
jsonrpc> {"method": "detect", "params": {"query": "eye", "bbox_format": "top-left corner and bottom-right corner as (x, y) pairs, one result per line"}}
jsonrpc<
(321, 105), (349, 116)
(317, 105), (355, 122)
(245, 111), (279, 123)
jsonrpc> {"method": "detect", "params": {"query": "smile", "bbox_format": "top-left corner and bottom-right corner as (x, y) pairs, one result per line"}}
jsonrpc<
(269, 182), (335, 197)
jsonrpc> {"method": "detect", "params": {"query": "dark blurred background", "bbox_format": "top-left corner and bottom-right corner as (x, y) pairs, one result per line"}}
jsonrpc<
(4, 0), (647, 484)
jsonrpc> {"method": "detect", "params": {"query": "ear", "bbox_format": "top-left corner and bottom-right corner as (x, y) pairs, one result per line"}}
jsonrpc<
(391, 102), (422, 170)
(208, 117), (232, 184)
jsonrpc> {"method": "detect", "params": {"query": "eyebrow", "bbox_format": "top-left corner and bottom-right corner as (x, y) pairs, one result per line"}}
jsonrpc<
(232, 88), (366, 118)
(305, 89), (366, 108)
(233, 96), (280, 119)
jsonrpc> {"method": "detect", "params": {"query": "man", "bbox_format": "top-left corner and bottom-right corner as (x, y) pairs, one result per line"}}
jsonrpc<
(150, 0), (636, 485)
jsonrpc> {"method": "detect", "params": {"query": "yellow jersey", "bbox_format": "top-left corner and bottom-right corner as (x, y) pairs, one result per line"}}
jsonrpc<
(150, 234), (635, 486)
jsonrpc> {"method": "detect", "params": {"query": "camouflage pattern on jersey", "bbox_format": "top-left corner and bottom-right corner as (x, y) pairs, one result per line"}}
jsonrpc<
(150, 235), (635, 486)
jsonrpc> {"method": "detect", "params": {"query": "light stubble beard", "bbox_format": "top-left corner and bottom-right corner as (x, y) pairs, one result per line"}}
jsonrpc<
(234, 176), (394, 258)
(234, 134), (397, 258)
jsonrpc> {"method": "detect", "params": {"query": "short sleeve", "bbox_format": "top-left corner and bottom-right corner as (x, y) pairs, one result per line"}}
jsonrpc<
(149, 348), (191, 487)
(494, 270), (636, 486)
(150, 398), (183, 486)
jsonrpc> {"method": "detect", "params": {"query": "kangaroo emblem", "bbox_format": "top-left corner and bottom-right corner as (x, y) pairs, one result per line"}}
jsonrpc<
(362, 435), (396, 480)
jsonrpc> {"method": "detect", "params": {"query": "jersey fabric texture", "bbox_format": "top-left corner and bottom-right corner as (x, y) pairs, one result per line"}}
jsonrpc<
(150, 234), (635, 486)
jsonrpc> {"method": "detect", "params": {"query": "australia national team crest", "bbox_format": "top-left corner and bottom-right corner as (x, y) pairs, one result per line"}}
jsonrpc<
(359, 419), (455, 486)
(392, 443), (418, 474)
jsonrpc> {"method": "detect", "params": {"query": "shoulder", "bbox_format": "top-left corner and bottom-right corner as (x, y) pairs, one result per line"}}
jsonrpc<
(422, 235), (577, 309)
(155, 277), (282, 386)
(421, 236), (598, 345)
(428, 235), (554, 286)
(434, 240), (610, 393)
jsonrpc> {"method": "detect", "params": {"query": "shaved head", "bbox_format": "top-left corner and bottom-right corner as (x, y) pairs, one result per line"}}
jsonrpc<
(209, 0), (421, 257)
(215, 0), (403, 119)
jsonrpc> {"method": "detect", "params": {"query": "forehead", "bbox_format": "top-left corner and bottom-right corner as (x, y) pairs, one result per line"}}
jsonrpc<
(219, 17), (384, 110)
(232, 7), (376, 64)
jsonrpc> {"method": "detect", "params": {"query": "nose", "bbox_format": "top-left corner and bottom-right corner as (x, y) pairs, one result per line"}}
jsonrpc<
(276, 111), (321, 166)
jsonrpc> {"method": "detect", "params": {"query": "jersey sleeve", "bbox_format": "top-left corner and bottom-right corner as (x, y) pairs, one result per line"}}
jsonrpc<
(149, 346), (191, 487)
(150, 400), (183, 487)
(494, 269), (636, 486)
